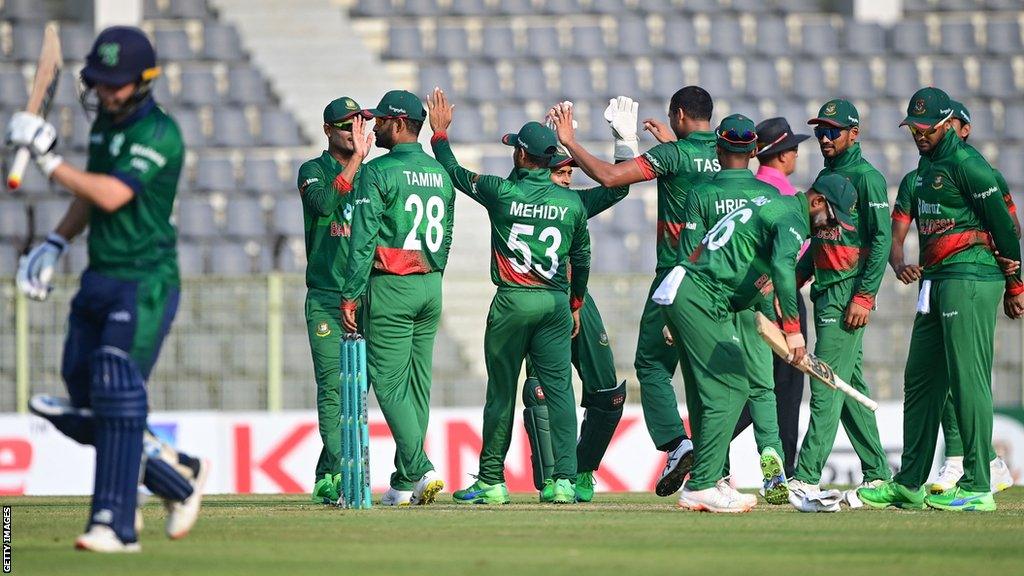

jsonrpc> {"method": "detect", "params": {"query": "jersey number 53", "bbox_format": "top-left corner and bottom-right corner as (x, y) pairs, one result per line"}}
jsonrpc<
(508, 223), (561, 279)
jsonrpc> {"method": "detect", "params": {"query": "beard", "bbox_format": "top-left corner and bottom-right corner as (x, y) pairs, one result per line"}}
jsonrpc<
(812, 210), (831, 229)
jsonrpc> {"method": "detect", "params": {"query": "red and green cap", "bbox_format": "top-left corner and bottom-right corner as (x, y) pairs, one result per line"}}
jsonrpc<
(900, 87), (953, 129)
(323, 96), (369, 123)
(950, 99), (971, 125)
(808, 98), (860, 128)
(716, 113), (757, 153)
(502, 121), (559, 158)
(364, 90), (427, 120)
(810, 173), (857, 232)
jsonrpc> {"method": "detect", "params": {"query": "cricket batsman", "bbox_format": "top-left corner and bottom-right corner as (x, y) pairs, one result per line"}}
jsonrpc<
(861, 88), (1022, 512)
(790, 99), (892, 501)
(890, 98), (1016, 496)
(552, 87), (721, 497)
(340, 90), (454, 506)
(675, 114), (790, 506)
(427, 89), (591, 505)
(296, 97), (373, 503)
(8, 27), (206, 551)
(520, 97), (637, 502)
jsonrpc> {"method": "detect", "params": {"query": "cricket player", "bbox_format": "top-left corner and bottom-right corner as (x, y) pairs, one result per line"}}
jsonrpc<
(886, 94), (1017, 501)
(296, 97), (373, 503)
(675, 114), (790, 506)
(8, 27), (206, 551)
(790, 99), (892, 499)
(551, 87), (721, 497)
(860, 87), (1023, 512)
(340, 90), (454, 507)
(520, 97), (637, 502)
(427, 89), (591, 505)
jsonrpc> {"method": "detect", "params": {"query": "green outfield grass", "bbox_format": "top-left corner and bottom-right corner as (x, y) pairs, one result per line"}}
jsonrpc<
(10, 489), (1024, 575)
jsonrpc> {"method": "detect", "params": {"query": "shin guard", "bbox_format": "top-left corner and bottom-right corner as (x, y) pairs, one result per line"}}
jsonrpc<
(522, 378), (555, 491)
(577, 380), (626, 473)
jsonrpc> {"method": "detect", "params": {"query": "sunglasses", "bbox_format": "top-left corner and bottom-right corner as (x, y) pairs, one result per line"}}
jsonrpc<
(330, 120), (354, 131)
(718, 128), (756, 144)
(906, 123), (942, 137)
(813, 126), (846, 141)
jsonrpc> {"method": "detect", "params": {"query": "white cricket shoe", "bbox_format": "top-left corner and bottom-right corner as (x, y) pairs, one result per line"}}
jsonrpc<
(843, 479), (884, 508)
(75, 525), (141, 553)
(411, 470), (445, 505)
(381, 487), (413, 506)
(929, 456), (964, 494)
(716, 477), (757, 509)
(991, 457), (1014, 493)
(676, 484), (751, 513)
(165, 458), (209, 540)
(656, 438), (693, 497)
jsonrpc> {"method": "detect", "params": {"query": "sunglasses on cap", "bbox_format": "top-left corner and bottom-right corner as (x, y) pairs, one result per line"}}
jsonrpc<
(717, 128), (756, 144)
(330, 120), (355, 131)
(813, 126), (846, 141)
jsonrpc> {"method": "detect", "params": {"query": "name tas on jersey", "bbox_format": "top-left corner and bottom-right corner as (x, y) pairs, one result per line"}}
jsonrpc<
(510, 201), (570, 221)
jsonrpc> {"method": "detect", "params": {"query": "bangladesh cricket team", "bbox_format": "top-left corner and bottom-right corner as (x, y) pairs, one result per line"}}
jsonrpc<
(7, 25), (1021, 553)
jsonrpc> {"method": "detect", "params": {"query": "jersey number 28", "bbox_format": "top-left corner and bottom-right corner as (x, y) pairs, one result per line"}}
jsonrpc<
(403, 194), (446, 252)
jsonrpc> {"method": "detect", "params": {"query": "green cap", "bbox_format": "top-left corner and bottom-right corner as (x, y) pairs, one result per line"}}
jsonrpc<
(364, 90), (427, 121)
(808, 98), (860, 128)
(810, 173), (857, 232)
(950, 99), (971, 125)
(715, 113), (757, 153)
(323, 96), (366, 123)
(502, 121), (559, 158)
(549, 154), (575, 168)
(900, 87), (953, 129)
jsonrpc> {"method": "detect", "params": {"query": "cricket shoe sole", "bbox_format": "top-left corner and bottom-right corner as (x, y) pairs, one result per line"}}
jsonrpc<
(656, 439), (694, 497)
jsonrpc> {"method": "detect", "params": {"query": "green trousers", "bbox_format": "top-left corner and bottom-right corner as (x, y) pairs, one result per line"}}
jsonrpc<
(636, 269), (688, 450)
(794, 279), (891, 485)
(940, 392), (997, 461)
(305, 288), (345, 483)
(723, 308), (785, 476)
(662, 277), (749, 491)
(525, 291), (619, 472)
(480, 288), (577, 484)
(365, 272), (442, 491)
(895, 278), (1001, 493)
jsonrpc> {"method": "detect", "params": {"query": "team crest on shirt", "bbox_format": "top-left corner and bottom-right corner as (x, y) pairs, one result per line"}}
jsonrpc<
(109, 133), (125, 157)
(315, 322), (331, 337)
(931, 175), (944, 189)
(913, 99), (927, 115)
(599, 332), (609, 346)
(824, 102), (837, 116)
(344, 203), (353, 221)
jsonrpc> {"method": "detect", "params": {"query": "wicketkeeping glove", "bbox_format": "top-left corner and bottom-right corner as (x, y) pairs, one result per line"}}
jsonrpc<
(604, 96), (639, 161)
(16, 232), (68, 301)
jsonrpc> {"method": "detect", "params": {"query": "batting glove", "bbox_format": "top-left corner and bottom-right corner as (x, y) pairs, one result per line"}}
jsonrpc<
(604, 96), (639, 161)
(6, 111), (57, 157)
(16, 232), (67, 301)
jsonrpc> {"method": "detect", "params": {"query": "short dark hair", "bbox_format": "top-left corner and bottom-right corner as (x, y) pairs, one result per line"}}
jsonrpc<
(404, 118), (424, 136)
(518, 148), (549, 169)
(670, 86), (713, 122)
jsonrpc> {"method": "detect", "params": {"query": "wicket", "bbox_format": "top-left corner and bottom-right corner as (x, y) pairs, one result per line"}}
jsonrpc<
(340, 334), (371, 509)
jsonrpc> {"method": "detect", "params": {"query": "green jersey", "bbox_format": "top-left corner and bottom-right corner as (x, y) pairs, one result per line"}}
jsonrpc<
(341, 142), (456, 304)
(296, 151), (359, 292)
(507, 168), (629, 219)
(433, 136), (591, 307)
(891, 129), (1021, 290)
(86, 100), (183, 282)
(635, 132), (719, 271)
(796, 143), (890, 309)
(678, 168), (783, 314)
(683, 192), (809, 335)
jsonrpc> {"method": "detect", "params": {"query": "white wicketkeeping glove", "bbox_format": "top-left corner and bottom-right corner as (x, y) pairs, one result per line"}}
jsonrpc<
(5, 111), (63, 177)
(789, 487), (842, 513)
(604, 96), (639, 161)
(16, 232), (68, 301)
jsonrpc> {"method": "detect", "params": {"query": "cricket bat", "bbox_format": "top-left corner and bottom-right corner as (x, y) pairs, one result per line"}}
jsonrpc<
(7, 23), (63, 191)
(754, 311), (879, 412)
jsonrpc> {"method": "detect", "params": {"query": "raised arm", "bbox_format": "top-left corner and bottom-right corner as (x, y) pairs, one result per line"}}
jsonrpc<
(549, 102), (651, 188)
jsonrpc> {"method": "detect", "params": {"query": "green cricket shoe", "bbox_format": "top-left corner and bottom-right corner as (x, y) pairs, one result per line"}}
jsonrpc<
(552, 478), (576, 504)
(575, 471), (595, 503)
(311, 473), (340, 504)
(759, 447), (789, 505)
(856, 480), (926, 510)
(925, 487), (996, 512)
(452, 479), (510, 505)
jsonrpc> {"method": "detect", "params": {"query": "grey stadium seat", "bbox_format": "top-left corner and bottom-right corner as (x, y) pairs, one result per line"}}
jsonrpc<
(1000, 147), (1024, 187)
(883, 60), (921, 99)
(606, 62), (641, 98)
(526, 26), (561, 59)
(259, 110), (304, 146)
(179, 68), (220, 106)
(177, 242), (205, 276)
(481, 25), (515, 60)
(651, 59), (685, 100)
(708, 17), (744, 57)
(697, 59), (733, 98)
(175, 108), (206, 148)
(436, 26), (470, 59)
(0, 200), (28, 240)
(152, 77), (176, 105)
(224, 198), (266, 238)
(209, 242), (259, 275)
(963, 102), (994, 136)
(938, 19), (978, 55)
(32, 198), (70, 232)
(987, 20), (1022, 55)
(1004, 105), (1024, 141)
(350, 0), (393, 17)
(843, 21), (886, 57)
(496, 0), (534, 16)
(448, 106), (484, 143)
(558, 63), (594, 101)
(66, 108), (93, 151)
(753, 18), (790, 58)
(272, 200), (303, 236)
(662, 20), (699, 57)
(837, 62), (874, 100)
(930, 62), (969, 97)
(176, 197), (219, 239)
(418, 64), (451, 95)
(11, 23), (44, 61)
(211, 107), (251, 147)
(0, 0), (47, 21)
(60, 23), (94, 62)
(543, 0), (578, 15)
(154, 28), (194, 61)
(864, 106), (904, 142)
(227, 66), (270, 105)
(242, 158), (286, 194)
(386, 25), (423, 60)
(0, 70), (26, 108)
(891, 21), (930, 56)
(144, 0), (209, 19)
(582, 105), (609, 141)
(0, 244), (19, 276)
(745, 61), (780, 100)
(617, 18), (651, 57)
(978, 61), (1016, 99)
(52, 71), (81, 107)
(512, 63), (548, 101)
(202, 23), (244, 61)
(791, 61), (830, 100)
(495, 105), (530, 138)
(403, 0), (442, 17)
(195, 157), (236, 192)
(571, 26), (607, 59)
(466, 64), (502, 102)
(799, 21), (840, 56)
(451, 0), (488, 16)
